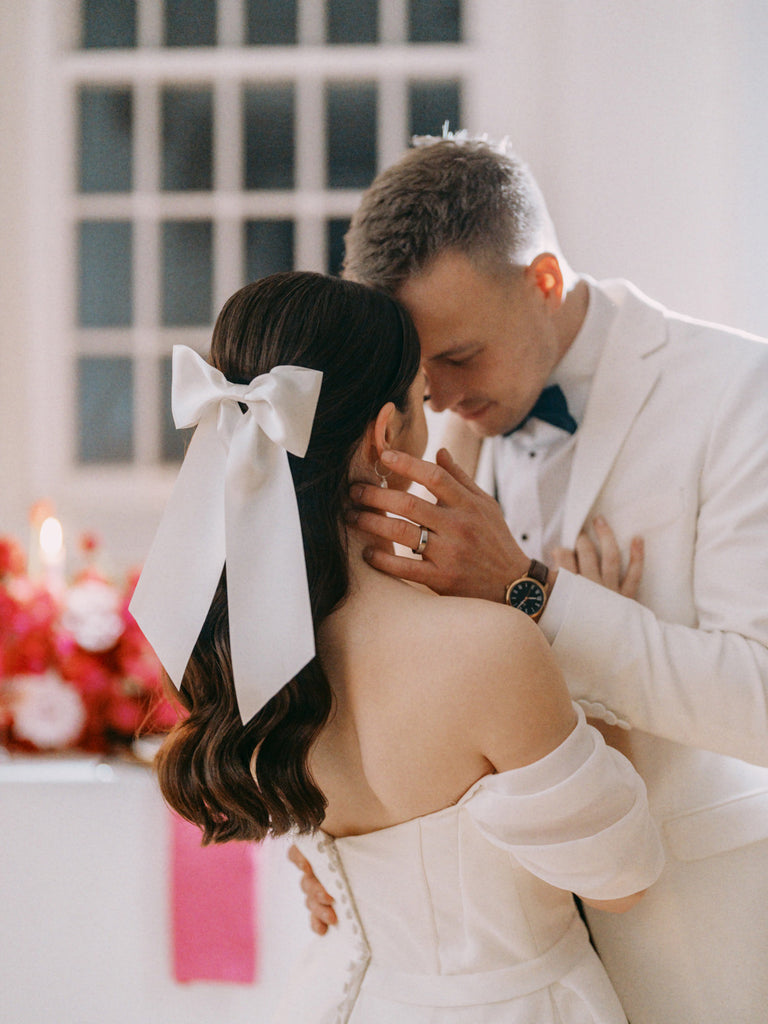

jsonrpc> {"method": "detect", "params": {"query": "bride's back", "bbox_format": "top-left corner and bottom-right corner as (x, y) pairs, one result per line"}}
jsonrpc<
(311, 563), (576, 839)
(142, 270), (575, 851)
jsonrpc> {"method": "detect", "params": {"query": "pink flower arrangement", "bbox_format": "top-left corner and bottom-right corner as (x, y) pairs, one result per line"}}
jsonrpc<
(0, 533), (179, 755)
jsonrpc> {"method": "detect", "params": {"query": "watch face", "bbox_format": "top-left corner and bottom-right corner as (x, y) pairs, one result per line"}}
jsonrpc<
(506, 579), (546, 617)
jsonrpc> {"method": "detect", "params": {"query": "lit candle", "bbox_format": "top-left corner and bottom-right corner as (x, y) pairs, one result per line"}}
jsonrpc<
(39, 515), (66, 595)
(28, 499), (54, 581)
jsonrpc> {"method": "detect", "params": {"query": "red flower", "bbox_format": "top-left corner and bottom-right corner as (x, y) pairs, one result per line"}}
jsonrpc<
(0, 537), (26, 578)
(0, 531), (176, 755)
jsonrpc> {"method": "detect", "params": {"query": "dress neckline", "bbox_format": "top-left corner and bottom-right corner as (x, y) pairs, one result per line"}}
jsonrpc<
(320, 704), (585, 843)
(321, 771), (492, 844)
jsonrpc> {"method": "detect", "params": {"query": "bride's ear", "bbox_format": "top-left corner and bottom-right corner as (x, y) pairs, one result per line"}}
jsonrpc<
(371, 402), (397, 462)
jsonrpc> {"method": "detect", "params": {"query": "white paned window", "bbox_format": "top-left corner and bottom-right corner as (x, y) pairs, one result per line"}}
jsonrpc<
(57, 0), (468, 486)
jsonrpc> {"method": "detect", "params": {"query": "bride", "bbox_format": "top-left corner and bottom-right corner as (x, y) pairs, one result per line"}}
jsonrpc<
(131, 271), (663, 1023)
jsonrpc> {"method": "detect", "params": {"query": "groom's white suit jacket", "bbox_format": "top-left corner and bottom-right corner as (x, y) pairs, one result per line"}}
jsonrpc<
(440, 279), (768, 1023)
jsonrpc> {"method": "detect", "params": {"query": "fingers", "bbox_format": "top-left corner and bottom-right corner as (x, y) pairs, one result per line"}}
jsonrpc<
(347, 448), (495, 559)
(303, 873), (338, 933)
(287, 843), (312, 874)
(363, 544), (436, 587)
(348, 481), (441, 534)
(348, 506), (433, 555)
(288, 842), (337, 933)
(574, 532), (603, 585)
(621, 536), (644, 599)
(434, 447), (488, 496)
(350, 448), (525, 602)
(590, 516), (622, 590)
(378, 448), (479, 506)
(308, 894), (338, 933)
(551, 546), (578, 574)
(558, 518), (644, 596)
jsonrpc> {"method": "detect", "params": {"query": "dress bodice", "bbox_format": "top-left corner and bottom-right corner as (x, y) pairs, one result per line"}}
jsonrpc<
(279, 705), (664, 1024)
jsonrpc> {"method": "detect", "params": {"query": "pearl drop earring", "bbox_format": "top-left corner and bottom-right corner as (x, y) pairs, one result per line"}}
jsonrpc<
(374, 459), (392, 488)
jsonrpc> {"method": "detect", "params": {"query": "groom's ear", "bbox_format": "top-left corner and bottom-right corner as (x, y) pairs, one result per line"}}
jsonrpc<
(525, 252), (563, 308)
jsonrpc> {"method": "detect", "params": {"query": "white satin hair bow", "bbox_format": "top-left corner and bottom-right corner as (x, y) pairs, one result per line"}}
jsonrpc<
(129, 345), (324, 724)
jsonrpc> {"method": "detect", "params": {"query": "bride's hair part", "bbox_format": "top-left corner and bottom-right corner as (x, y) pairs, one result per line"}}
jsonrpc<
(155, 271), (420, 843)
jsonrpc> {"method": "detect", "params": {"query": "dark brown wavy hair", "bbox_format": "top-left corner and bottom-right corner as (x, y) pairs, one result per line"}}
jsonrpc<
(155, 272), (420, 844)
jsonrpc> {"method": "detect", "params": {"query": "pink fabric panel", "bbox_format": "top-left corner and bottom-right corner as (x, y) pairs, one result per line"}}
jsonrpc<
(170, 811), (257, 983)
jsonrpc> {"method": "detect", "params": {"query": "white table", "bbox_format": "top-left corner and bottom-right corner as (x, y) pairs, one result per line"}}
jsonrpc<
(0, 754), (308, 1024)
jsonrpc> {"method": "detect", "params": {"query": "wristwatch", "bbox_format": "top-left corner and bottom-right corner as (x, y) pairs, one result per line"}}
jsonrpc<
(504, 559), (550, 620)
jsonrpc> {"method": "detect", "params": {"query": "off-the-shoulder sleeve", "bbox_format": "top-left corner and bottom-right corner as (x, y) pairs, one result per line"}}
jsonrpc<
(466, 703), (665, 900)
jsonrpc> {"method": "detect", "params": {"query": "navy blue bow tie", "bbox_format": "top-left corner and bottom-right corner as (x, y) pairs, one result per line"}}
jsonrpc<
(506, 385), (577, 436)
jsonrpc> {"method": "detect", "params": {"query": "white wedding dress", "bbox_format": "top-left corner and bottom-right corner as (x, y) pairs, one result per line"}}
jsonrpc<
(276, 705), (664, 1023)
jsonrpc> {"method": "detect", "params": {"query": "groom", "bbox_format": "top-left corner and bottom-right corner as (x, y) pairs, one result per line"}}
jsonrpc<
(297, 135), (768, 1023)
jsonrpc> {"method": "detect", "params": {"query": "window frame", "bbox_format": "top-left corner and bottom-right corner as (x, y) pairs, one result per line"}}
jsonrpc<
(28, 0), (475, 554)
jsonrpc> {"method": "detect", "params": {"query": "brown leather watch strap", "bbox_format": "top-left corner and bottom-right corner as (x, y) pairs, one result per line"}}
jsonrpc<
(528, 559), (549, 586)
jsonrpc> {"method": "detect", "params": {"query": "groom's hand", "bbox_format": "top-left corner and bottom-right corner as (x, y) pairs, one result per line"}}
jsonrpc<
(288, 844), (337, 935)
(347, 447), (531, 602)
(552, 517), (644, 599)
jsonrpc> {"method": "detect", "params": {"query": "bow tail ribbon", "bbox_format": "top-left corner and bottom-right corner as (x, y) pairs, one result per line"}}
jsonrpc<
(129, 410), (228, 689)
(130, 405), (316, 724)
(225, 415), (315, 724)
(129, 350), (321, 725)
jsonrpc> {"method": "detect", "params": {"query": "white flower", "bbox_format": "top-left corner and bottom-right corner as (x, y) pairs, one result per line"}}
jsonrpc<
(12, 672), (87, 749)
(61, 579), (125, 652)
(412, 124), (515, 158)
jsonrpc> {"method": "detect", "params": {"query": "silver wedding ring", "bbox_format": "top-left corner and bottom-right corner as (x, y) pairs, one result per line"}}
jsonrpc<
(412, 526), (429, 556)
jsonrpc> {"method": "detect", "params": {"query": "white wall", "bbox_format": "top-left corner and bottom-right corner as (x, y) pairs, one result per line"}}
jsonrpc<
(470, 0), (768, 335)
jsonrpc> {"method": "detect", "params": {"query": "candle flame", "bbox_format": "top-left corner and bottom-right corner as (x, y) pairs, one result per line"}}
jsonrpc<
(39, 517), (64, 558)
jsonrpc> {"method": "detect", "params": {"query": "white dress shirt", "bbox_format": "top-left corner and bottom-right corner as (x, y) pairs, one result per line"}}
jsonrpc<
(490, 280), (618, 636)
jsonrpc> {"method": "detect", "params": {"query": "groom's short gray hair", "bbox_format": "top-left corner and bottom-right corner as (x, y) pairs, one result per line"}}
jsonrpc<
(343, 131), (557, 293)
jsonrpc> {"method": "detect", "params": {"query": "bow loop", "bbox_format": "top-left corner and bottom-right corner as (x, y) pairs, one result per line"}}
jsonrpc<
(238, 364), (323, 458)
(171, 347), (322, 458)
(171, 345), (251, 430)
(130, 345), (323, 725)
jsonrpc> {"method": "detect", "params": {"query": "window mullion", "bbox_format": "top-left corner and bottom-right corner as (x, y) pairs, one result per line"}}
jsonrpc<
(379, 0), (409, 168)
(379, 0), (407, 44)
(133, 74), (160, 467)
(298, 0), (325, 45)
(295, 74), (326, 270)
(133, 79), (160, 343)
(133, 219), (160, 346)
(378, 76), (408, 172)
(214, 77), (242, 192)
(213, 77), (243, 306)
(133, 352), (160, 466)
(136, 0), (163, 48)
(217, 0), (245, 47)
(134, 80), (160, 195)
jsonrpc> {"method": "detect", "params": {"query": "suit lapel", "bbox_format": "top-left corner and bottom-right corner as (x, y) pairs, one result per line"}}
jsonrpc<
(561, 282), (669, 546)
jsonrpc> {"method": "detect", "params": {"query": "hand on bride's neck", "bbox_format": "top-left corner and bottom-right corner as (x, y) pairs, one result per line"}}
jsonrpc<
(344, 520), (393, 586)
(343, 517), (432, 598)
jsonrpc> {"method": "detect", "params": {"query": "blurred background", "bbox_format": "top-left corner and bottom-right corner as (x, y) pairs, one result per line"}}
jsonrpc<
(2, 0), (768, 565)
(0, 1), (766, 1021)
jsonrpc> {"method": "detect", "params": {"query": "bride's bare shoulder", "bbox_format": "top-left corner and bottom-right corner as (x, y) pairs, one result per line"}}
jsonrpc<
(418, 593), (550, 667)
(411, 595), (576, 768)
